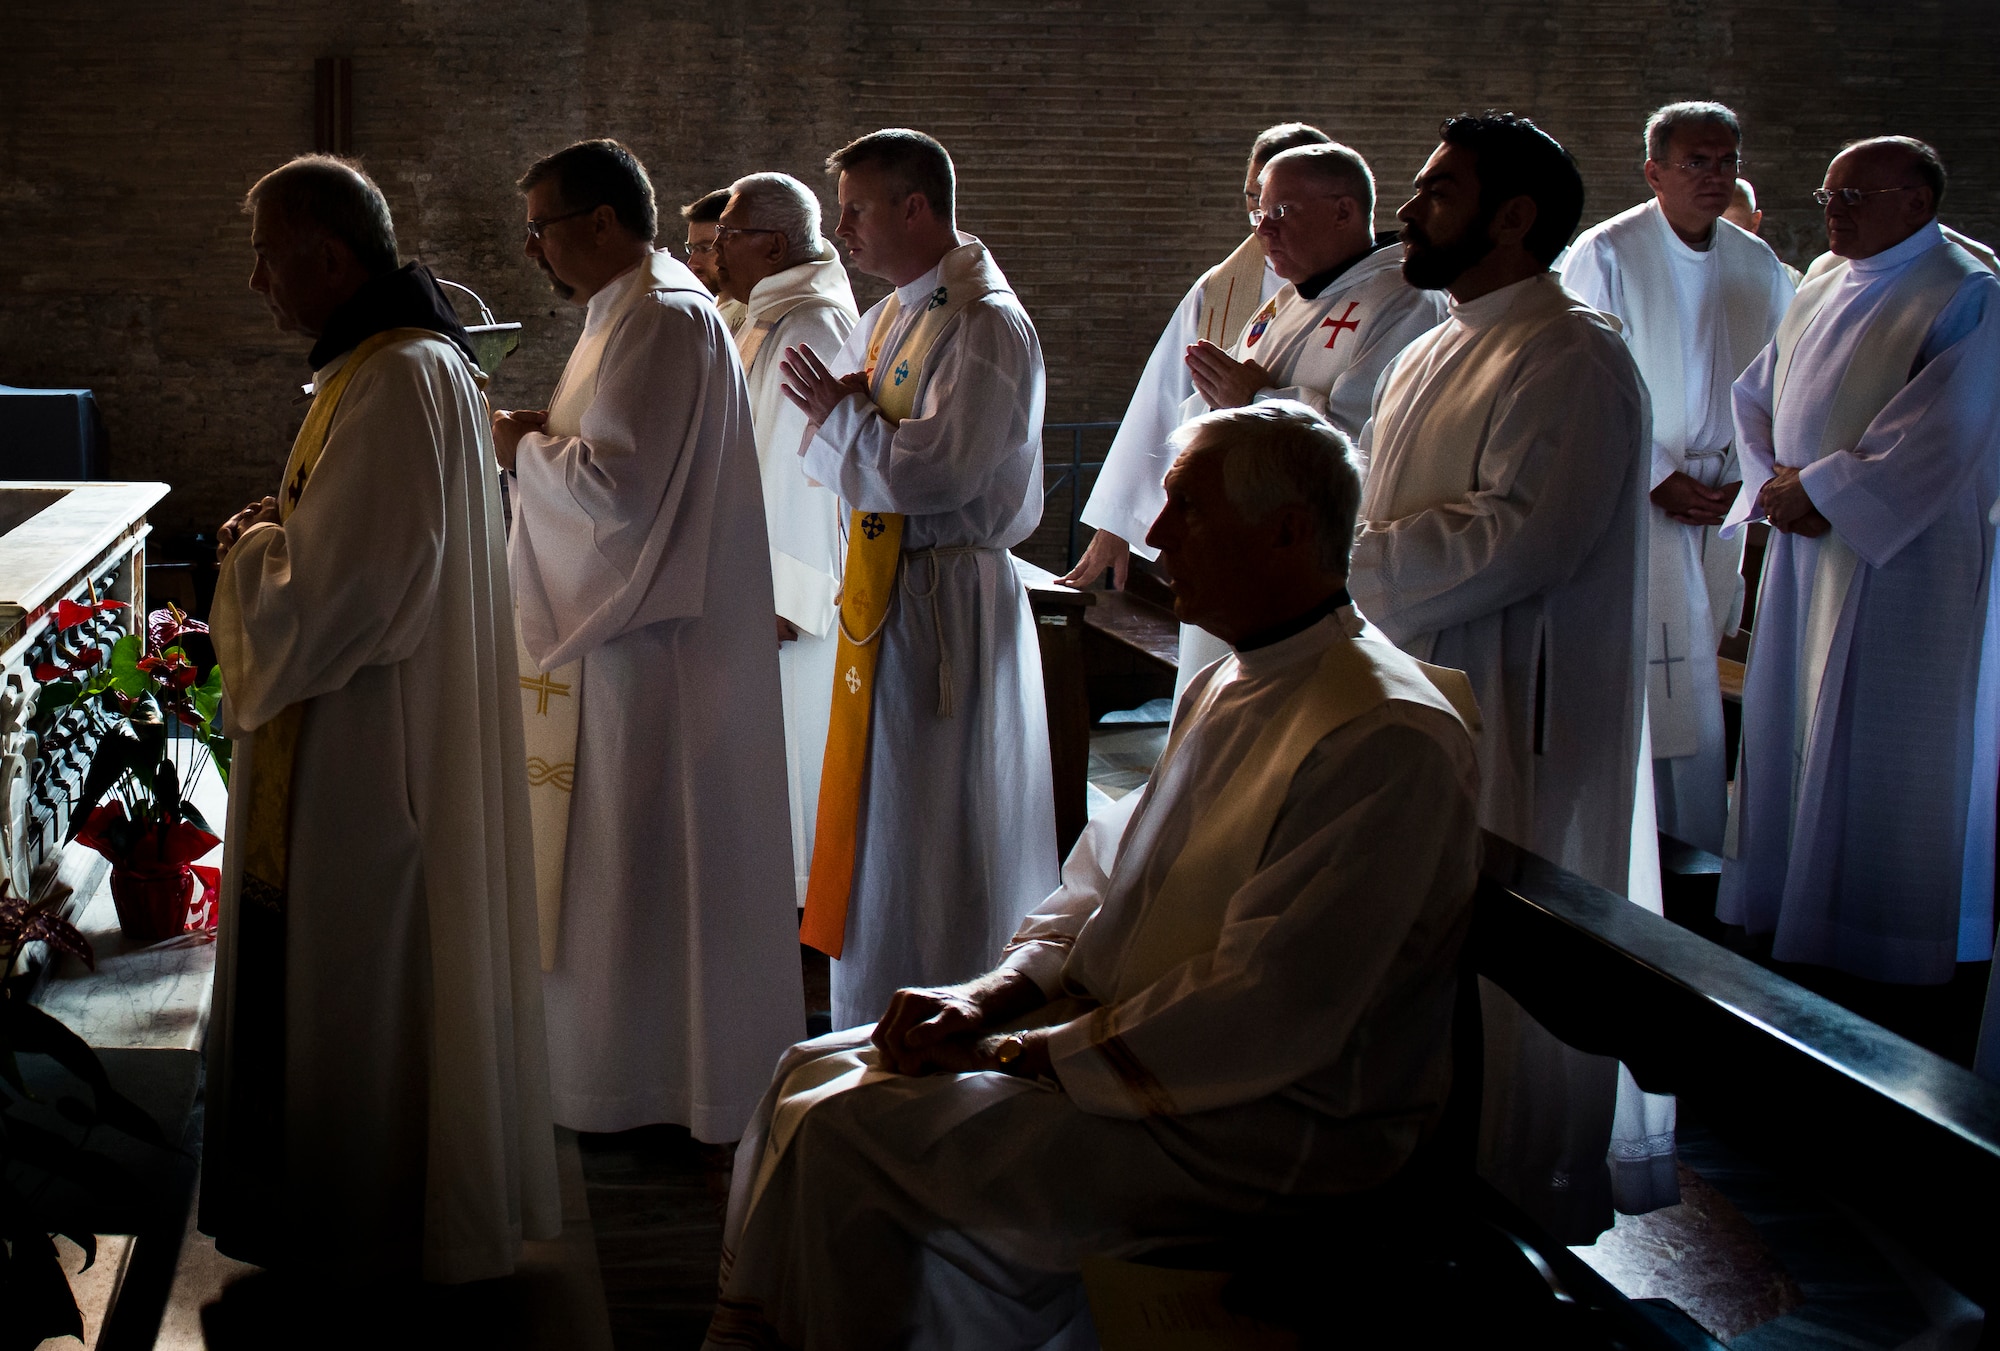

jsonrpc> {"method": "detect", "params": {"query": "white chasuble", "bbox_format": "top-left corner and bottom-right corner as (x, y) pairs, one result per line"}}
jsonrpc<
(208, 334), (558, 1281)
(1720, 222), (2000, 991)
(736, 246), (858, 903)
(510, 251), (805, 1141)
(1352, 272), (1649, 1243)
(801, 236), (1057, 1029)
(704, 613), (1482, 1351)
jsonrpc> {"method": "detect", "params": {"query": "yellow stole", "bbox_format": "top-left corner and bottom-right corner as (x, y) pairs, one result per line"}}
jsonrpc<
(798, 243), (1007, 958)
(239, 327), (432, 910)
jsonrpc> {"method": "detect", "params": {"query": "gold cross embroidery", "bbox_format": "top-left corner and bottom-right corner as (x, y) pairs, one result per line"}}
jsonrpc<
(520, 670), (572, 715)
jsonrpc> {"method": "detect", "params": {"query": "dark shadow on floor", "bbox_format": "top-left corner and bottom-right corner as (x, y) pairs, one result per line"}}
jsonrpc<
(576, 1124), (734, 1351)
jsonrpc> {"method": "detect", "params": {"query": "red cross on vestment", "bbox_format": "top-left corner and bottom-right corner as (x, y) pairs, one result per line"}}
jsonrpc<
(1320, 301), (1361, 350)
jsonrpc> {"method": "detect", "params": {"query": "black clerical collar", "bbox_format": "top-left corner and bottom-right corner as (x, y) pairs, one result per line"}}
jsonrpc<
(1233, 589), (1352, 652)
(1294, 236), (1398, 301)
(308, 262), (478, 371)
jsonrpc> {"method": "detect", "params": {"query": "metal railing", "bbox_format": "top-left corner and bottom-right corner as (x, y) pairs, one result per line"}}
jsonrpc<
(1041, 421), (1121, 571)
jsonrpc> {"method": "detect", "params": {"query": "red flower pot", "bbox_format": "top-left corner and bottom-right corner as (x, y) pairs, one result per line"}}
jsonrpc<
(108, 864), (196, 945)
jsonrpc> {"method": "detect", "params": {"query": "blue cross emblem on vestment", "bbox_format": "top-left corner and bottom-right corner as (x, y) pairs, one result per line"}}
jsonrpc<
(861, 513), (887, 540)
(893, 360), (911, 386)
(926, 287), (948, 311)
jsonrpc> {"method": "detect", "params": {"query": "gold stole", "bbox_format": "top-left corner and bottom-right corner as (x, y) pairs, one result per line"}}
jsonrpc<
(1198, 234), (1269, 349)
(799, 250), (1001, 957)
(239, 327), (431, 910)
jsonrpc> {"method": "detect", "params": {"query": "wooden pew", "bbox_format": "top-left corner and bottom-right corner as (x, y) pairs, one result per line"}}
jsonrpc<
(1476, 832), (2000, 1324)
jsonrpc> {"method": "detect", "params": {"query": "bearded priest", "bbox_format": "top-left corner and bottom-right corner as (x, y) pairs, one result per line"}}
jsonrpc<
(1349, 114), (1648, 1244)
(204, 155), (558, 1283)
(713, 171), (858, 906)
(496, 139), (804, 1143)
(705, 401), (1480, 1351)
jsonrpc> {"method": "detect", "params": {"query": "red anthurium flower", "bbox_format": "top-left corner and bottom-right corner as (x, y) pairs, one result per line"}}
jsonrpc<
(32, 662), (68, 682)
(55, 598), (94, 630)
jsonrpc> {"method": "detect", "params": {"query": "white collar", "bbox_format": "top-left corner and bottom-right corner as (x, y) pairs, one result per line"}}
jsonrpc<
(1231, 612), (1350, 679)
(1848, 219), (1946, 276)
(1447, 272), (1552, 329)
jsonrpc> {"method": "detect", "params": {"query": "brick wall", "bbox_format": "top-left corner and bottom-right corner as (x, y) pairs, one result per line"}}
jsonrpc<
(1, 0), (1992, 570)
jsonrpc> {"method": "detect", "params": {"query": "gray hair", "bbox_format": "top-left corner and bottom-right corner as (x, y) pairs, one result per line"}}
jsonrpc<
(1169, 400), (1361, 579)
(1249, 122), (1331, 171)
(244, 155), (399, 276)
(727, 172), (825, 265)
(1644, 101), (1741, 163)
(1260, 142), (1376, 220)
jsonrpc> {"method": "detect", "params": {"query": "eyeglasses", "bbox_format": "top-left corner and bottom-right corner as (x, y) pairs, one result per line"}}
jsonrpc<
(1248, 196), (1349, 228)
(1813, 184), (1919, 208)
(685, 239), (719, 255)
(713, 225), (783, 245)
(1666, 154), (1742, 177)
(526, 206), (598, 240)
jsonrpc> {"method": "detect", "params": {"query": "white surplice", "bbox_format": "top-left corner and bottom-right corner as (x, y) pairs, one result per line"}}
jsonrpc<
(1719, 221), (2000, 990)
(1563, 202), (1795, 853)
(206, 334), (559, 1282)
(1350, 272), (1648, 1243)
(803, 237), (1058, 1030)
(736, 246), (858, 903)
(510, 252), (805, 1141)
(704, 611), (1481, 1351)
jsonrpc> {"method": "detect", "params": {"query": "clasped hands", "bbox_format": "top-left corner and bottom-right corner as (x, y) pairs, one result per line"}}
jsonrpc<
(1755, 466), (1831, 537)
(215, 496), (280, 563)
(870, 970), (1054, 1080)
(780, 344), (870, 426)
(1185, 340), (1273, 410)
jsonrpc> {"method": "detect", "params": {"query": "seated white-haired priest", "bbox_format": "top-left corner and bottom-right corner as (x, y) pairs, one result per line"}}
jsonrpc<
(703, 400), (1483, 1350)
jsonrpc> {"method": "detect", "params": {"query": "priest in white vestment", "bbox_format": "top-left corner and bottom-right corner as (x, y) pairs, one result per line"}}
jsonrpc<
(778, 130), (1056, 1030)
(714, 172), (858, 905)
(1065, 121), (1328, 591)
(205, 156), (558, 1284)
(1719, 139), (2000, 1027)
(1350, 115), (1648, 1243)
(1562, 103), (1795, 855)
(498, 140), (804, 1142)
(704, 402), (1481, 1351)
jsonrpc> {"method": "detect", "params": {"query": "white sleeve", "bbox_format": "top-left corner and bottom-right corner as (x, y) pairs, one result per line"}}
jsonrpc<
(1080, 277), (1206, 557)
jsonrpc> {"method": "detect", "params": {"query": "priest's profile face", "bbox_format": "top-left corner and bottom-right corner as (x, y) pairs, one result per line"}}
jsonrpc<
(833, 166), (911, 283)
(1146, 438), (1248, 639)
(1397, 145), (1495, 290)
(522, 181), (582, 301)
(247, 201), (341, 337)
